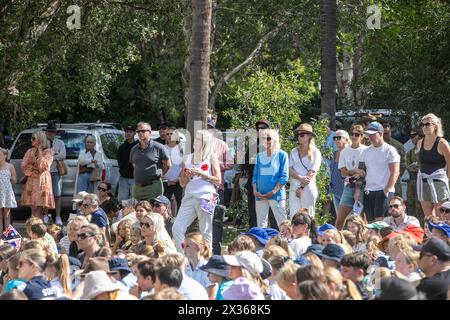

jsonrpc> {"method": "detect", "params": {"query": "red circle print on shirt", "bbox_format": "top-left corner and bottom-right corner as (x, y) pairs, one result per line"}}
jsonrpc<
(201, 164), (209, 171)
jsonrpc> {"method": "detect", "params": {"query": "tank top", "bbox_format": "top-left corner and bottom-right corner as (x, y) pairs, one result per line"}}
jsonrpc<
(184, 154), (217, 199)
(419, 137), (446, 174)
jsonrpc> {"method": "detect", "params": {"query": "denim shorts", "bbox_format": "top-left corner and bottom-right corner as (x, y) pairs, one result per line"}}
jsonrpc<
(51, 171), (62, 197)
(339, 185), (364, 207)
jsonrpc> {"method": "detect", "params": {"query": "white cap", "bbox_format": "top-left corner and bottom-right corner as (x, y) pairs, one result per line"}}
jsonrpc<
(441, 201), (450, 210)
(72, 191), (89, 203)
(335, 130), (350, 141)
(223, 251), (263, 277)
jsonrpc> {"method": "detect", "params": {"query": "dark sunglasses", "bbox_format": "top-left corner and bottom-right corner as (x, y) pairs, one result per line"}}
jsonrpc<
(81, 203), (90, 208)
(77, 233), (94, 240)
(382, 124), (390, 128)
(141, 222), (152, 228)
(97, 187), (107, 192)
(419, 252), (434, 259)
(351, 132), (362, 137)
(333, 136), (344, 141)
(296, 133), (310, 138)
(439, 207), (450, 214)
(31, 137), (36, 141)
(266, 137), (272, 141)
(136, 129), (150, 133)
(18, 260), (32, 268)
(389, 204), (401, 209)
(420, 122), (434, 127)
(153, 203), (163, 208)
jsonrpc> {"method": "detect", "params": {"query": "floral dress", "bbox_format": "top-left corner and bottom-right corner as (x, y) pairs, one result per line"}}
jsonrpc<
(0, 164), (17, 208)
(20, 148), (55, 208)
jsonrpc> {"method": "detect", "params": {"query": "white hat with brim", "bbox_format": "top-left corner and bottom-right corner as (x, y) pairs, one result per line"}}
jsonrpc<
(72, 191), (89, 203)
(81, 270), (122, 300)
(441, 201), (450, 210)
(223, 251), (263, 277)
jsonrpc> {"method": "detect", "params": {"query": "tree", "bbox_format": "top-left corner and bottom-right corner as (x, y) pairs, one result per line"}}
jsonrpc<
(186, 0), (213, 142)
(320, 0), (337, 130)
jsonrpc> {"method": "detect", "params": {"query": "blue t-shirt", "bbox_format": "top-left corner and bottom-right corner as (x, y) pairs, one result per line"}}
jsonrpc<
(252, 150), (289, 201)
(4, 278), (26, 292)
(23, 276), (57, 300)
(216, 280), (233, 300)
(91, 208), (108, 228)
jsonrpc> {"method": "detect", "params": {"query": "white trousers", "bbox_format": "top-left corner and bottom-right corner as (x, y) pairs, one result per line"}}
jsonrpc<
(255, 199), (287, 228)
(172, 194), (213, 252)
(288, 179), (318, 218)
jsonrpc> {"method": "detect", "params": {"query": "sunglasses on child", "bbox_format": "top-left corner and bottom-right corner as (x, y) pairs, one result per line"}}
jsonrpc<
(439, 207), (450, 214)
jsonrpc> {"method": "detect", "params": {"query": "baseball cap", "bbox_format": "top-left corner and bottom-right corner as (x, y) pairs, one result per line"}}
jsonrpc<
(365, 221), (389, 230)
(316, 244), (346, 263)
(72, 191), (89, 203)
(243, 227), (279, 246)
(317, 223), (337, 236)
(223, 251), (264, 277)
(428, 222), (450, 238)
(108, 257), (132, 274)
(124, 125), (135, 131)
(378, 277), (417, 300)
(398, 225), (425, 244)
(335, 130), (350, 140)
(207, 118), (216, 128)
(150, 195), (171, 206)
(413, 237), (450, 261)
(365, 122), (384, 135)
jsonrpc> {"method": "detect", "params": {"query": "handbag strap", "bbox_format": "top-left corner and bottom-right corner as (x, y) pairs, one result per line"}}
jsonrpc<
(297, 148), (311, 172)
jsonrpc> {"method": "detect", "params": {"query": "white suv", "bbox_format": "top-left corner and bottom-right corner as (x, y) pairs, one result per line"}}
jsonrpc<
(8, 123), (125, 212)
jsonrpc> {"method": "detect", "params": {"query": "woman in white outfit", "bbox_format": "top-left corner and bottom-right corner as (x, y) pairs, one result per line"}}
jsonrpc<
(289, 123), (322, 218)
(172, 130), (221, 252)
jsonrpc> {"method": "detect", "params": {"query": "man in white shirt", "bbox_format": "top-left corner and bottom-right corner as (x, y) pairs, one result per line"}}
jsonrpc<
(383, 196), (421, 231)
(45, 122), (66, 225)
(356, 122), (400, 222)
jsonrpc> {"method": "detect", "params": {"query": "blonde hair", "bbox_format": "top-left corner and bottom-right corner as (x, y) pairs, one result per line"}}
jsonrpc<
(422, 113), (443, 137)
(185, 232), (212, 260)
(277, 260), (300, 288)
(280, 220), (293, 235)
(193, 130), (214, 162)
(260, 129), (281, 152)
(387, 234), (417, 256)
(325, 267), (362, 300)
(263, 245), (289, 261)
(398, 249), (420, 270)
(366, 235), (381, 261)
(146, 287), (185, 300)
(0, 148), (8, 157)
(303, 253), (324, 269)
(137, 122), (151, 130)
(343, 215), (368, 244)
(227, 235), (256, 254)
(46, 253), (72, 298)
(33, 130), (50, 149)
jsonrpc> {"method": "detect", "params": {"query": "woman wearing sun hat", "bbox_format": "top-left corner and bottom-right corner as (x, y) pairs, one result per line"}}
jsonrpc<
(289, 123), (322, 218)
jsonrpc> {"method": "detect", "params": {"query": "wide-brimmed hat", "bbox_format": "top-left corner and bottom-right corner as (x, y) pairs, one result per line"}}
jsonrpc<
(243, 227), (279, 246)
(81, 270), (122, 300)
(316, 244), (345, 263)
(294, 123), (316, 137)
(45, 121), (57, 132)
(199, 255), (230, 279)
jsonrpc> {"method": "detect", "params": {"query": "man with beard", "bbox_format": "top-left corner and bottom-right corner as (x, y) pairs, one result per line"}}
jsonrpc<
(383, 196), (421, 231)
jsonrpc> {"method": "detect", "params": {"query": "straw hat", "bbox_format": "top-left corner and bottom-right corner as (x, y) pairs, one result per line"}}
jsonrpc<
(294, 123), (316, 137)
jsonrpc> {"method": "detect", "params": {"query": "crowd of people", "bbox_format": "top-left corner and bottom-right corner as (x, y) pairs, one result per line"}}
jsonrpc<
(0, 112), (449, 300)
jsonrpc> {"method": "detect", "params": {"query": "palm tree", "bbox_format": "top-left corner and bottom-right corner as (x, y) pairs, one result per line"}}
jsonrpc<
(186, 0), (212, 146)
(320, 0), (337, 130)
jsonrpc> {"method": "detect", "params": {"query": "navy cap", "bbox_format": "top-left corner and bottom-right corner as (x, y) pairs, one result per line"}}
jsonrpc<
(108, 257), (131, 274)
(304, 244), (325, 256)
(316, 244), (345, 262)
(413, 237), (450, 261)
(243, 227), (279, 246)
(150, 195), (171, 206)
(124, 125), (135, 131)
(199, 255), (230, 279)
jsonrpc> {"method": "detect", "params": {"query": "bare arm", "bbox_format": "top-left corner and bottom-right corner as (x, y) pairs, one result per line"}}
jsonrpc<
(384, 162), (400, 196)
(179, 163), (190, 188)
(438, 138), (450, 179)
(162, 159), (171, 175)
(10, 163), (16, 184)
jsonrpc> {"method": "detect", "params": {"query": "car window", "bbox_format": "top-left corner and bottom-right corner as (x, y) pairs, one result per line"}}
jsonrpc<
(58, 132), (88, 159)
(100, 133), (124, 160)
(10, 133), (32, 159)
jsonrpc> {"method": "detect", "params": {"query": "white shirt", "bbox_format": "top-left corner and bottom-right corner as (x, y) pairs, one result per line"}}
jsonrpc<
(289, 236), (312, 258)
(163, 145), (183, 181)
(49, 138), (66, 172)
(383, 215), (421, 231)
(360, 143), (400, 192)
(184, 258), (213, 289)
(289, 147), (322, 178)
(338, 145), (367, 171)
(184, 154), (217, 200)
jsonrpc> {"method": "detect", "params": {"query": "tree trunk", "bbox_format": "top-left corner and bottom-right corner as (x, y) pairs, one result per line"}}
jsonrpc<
(186, 0), (212, 145)
(320, 0), (337, 130)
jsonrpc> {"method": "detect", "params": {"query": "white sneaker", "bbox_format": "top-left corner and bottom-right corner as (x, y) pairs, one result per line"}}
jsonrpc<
(43, 215), (49, 224)
(55, 216), (63, 225)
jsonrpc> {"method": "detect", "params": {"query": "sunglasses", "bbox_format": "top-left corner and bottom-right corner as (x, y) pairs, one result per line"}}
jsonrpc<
(266, 137), (272, 141)
(389, 204), (401, 209)
(420, 122), (434, 127)
(159, 126), (168, 130)
(81, 204), (90, 208)
(296, 133), (310, 138)
(31, 137), (37, 141)
(153, 203), (163, 208)
(439, 207), (450, 214)
(140, 222), (152, 229)
(257, 126), (268, 130)
(382, 124), (390, 128)
(333, 136), (344, 141)
(136, 129), (150, 133)
(351, 132), (362, 137)
(77, 233), (94, 240)
(97, 187), (107, 192)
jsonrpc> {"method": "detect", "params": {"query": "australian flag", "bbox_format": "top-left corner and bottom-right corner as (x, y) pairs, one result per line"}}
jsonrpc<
(6, 238), (22, 250)
(2, 224), (21, 241)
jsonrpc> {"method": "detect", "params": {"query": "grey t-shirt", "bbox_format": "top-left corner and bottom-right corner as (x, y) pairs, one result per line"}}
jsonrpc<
(130, 140), (169, 184)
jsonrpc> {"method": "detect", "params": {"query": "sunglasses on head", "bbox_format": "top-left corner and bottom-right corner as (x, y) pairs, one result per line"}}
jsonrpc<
(420, 122), (434, 127)
(97, 186), (107, 192)
(77, 233), (94, 240)
(439, 207), (450, 214)
(81, 203), (90, 208)
(140, 222), (152, 229)
(389, 204), (401, 209)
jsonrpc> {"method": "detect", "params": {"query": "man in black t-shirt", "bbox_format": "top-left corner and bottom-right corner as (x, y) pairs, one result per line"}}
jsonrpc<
(117, 125), (138, 202)
(414, 237), (450, 300)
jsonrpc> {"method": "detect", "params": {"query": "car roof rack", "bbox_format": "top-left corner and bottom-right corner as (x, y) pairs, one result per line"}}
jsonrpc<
(35, 122), (120, 130)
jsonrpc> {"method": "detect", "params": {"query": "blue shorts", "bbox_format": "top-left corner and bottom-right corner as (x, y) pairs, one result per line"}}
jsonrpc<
(339, 185), (364, 207)
(51, 171), (62, 197)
